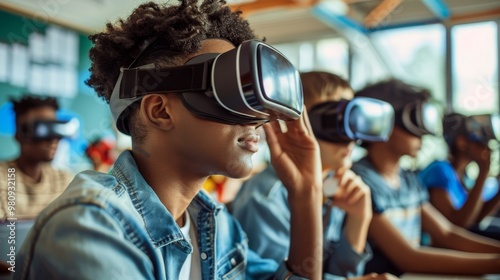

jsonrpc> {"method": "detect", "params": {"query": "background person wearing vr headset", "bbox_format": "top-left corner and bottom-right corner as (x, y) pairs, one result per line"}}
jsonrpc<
(352, 79), (500, 276)
(0, 95), (73, 221)
(14, 1), (325, 279)
(231, 71), (397, 280)
(420, 112), (500, 240)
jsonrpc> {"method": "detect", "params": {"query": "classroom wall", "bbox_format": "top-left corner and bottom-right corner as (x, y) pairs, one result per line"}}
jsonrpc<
(0, 9), (113, 172)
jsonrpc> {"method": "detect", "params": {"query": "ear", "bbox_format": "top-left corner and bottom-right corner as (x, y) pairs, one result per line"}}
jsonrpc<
(14, 124), (22, 143)
(455, 135), (468, 151)
(140, 94), (174, 132)
(14, 133), (22, 145)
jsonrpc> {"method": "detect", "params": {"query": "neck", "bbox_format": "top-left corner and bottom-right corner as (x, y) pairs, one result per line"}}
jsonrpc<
(131, 146), (205, 227)
(367, 145), (401, 183)
(16, 156), (44, 182)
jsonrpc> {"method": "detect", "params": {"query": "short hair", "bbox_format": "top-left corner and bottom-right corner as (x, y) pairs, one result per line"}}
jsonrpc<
(355, 79), (431, 148)
(85, 1), (257, 142)
(355, 79), (431, 112)
(442, 112), (468, 156)
(11, 95), (59, 120)
(300, 71), (352, 108)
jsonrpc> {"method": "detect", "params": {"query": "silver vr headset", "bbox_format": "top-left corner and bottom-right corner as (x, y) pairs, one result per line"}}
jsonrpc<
(396, 101), (443, 137)
(110, 39), (304, 135)
(466, 114), (500, 144)
(19, 119), (79, 141)
(308, 97), (395, 143)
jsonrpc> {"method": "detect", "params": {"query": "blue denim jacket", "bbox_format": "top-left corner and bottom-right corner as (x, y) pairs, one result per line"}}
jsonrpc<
(13, 151), (304, 280)
(232, 167), (372, 280)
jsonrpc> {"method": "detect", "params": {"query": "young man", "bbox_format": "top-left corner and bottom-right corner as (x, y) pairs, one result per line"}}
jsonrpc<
(14, 1), (324, 279)
(352, 79), (500, 276)
(420, 112), (500, 240)
(232, 71), (397, 280)
(0, 95), (73, 220)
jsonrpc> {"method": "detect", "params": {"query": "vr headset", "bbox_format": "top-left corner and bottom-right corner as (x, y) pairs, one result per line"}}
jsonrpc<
(19, 119), (79, 141)
(110, 39), (303, 135)
(395, 100), (443, 137)
(466, 114), (500, 144)
(308, 97), (395, 143)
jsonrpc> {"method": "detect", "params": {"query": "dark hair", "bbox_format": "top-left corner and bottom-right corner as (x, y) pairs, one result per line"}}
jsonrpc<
(355, 79), (431, 148)
(300, 71), (352, 108)
(442, 113), (468, 156)
(11, 95), (59, 119)
(356, 79), (431, 112)
(85, 0), (256, 101)
(85, 0), (257, 142)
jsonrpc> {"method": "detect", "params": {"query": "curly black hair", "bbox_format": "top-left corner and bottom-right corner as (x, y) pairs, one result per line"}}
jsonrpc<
(85, 0), (257, 102)
(11, 95), (59, 119)
(85, 0), (257, 142)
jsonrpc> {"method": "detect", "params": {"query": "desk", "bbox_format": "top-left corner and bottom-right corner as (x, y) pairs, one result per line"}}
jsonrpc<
(401, 273), (500, 280)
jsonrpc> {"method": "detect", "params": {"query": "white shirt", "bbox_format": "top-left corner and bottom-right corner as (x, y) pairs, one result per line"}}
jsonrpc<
(178, 211), (202, 280)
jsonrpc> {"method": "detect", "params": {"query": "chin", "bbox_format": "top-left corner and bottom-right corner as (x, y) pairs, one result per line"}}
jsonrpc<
(42, 156), (55, 162)
(223, 158), (253, 179)
(406, 152), (418, 158)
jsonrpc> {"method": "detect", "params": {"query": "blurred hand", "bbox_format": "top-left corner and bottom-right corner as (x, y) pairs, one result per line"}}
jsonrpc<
(350, 273), (400, 280)
(471, 143), (491, 172)
(264, 110), (323, 279)
(331, 168), (372, 220)
(264, 110), (323, 198)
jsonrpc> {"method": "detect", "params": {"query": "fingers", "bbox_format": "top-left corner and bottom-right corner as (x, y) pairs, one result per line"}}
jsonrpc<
(263, 122), (282, 160)
(301, 107), (314, 136)
(335, 171), (369, 204)
(280, 106), (313, 136)
(358, 273), (395, 280)
(344, 180), (365, 204)
(335, 169), (355, 189)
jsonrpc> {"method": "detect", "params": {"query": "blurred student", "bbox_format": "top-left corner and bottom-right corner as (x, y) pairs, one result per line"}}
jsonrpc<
(13, 1), (324, 279)
(232, 71), (398, 280)
(420, 112), (500, 240)
(352, 79), (500, 276)
(0, 95), (73, 220)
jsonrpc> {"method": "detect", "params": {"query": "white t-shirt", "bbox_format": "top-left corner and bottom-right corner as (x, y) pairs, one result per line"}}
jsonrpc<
(178, 211), (202, 280)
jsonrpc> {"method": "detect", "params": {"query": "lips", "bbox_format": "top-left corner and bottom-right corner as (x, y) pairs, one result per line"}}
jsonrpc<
(237, 133), (260, 153)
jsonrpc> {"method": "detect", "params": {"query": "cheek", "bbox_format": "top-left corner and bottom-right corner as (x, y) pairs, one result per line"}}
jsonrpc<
(410, 138), (422, 148)
(187, 123), (254, 178)
(319, 142), (348, 169)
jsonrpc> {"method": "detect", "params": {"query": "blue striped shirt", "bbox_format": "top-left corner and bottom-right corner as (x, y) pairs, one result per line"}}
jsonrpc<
(352, 157), (429, 275)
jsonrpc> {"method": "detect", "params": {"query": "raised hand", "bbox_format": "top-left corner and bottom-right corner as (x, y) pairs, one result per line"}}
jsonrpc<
(263, 110), (323, 280)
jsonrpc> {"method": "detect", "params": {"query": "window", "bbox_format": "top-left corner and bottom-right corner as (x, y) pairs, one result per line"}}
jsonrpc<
(370, 24), (446, 104)
(274, 37), (349, 78)
(451, 21), (499, 115)
(315, 38), (349, 79)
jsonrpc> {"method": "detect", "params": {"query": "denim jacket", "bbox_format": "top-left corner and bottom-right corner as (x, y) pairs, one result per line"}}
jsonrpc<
(13, 151), (304, 280)
(232, 166), (372, 280)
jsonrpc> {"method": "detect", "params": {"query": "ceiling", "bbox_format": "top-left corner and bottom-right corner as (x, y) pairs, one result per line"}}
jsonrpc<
(1, 0), (500, 44)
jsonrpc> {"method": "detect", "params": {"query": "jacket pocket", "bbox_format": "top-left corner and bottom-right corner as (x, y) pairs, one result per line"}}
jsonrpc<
(217, 244), (246, 280)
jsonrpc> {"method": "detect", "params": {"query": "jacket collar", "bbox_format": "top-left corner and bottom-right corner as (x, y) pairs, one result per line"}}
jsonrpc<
(111, 151), (223, 247)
